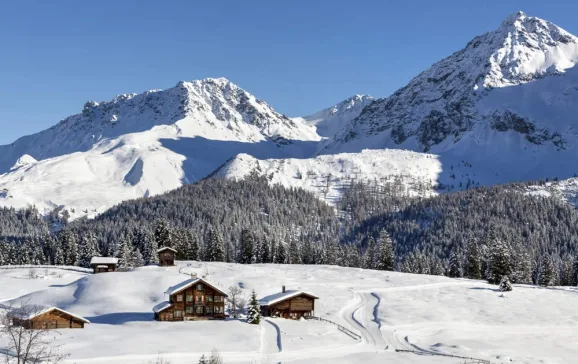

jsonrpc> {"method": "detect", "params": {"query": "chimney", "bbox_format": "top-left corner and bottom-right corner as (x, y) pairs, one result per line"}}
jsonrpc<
(282, 285), (286, 293)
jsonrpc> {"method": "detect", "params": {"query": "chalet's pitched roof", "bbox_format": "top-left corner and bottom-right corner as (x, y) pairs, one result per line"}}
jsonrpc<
(9, 305), (90, 323)
(156, 247), (177, 253)
(89, 257), (118, 265)
(166, 278), (228, 297)
(153, 301), (172, 313)
(259, 290), (319, 306)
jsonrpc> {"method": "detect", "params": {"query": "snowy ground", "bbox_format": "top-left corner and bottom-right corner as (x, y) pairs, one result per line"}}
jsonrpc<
(1, 263), (577, 364)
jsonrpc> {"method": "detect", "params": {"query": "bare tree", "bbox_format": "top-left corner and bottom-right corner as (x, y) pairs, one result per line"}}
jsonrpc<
(0, 303), (69, 364)
(226, 286), (244, 318)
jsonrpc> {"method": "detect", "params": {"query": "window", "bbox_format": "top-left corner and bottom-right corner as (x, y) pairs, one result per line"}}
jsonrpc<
(186, 294), (193, 302)
(206, 306), (213, 314)
(196, 284), (203, 291)
(207, 295), (213, 302)
(195, 306), (203, 314)
(214, 296), (223, 302)
(214, 306), (223, 314)
(185, 306), (193, 314)
(174, 310), (183, 318)
(176, 295), (183, 302)
(195, 295), (204, 303)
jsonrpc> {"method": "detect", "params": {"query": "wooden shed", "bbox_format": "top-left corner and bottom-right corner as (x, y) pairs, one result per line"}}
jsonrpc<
(154, 277), (228, 321)
(10, 305), (90, 329)
(157, 246), (177, 267)
(259, 286), (318, 319)
(90, 257), (118, 273)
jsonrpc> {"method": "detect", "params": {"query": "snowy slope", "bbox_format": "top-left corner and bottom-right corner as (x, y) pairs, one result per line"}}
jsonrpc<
(2, 263), (577, 364)
(323, 11), (578, 186)
(212, 149), (441, 204)
(294, 95), (373, 138)
(0, 78), (322, 218)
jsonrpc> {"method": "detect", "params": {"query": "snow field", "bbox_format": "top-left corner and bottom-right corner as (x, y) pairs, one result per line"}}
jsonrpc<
(1, 263), (577, 363)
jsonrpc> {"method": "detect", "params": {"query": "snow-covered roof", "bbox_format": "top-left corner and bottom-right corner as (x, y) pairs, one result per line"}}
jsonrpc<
(153, 301), (172, 313)
(96, 265), (109, 268)
(157, 246), (177, 253)
(9, 305), (90, 323)
(90, 257), (118, 265)
(259, 290), (318, 306)
(166, 278), (228, 297)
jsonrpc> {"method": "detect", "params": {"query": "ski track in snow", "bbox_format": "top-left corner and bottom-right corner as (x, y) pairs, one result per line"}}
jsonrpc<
(260, 318), (282, 360)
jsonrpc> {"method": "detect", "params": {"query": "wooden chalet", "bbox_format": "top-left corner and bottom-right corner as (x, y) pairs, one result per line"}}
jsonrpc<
(259, 286), (318, 319)
(157, 246), (177, 267)
(90, 257), (118, 273)
(154, 277), (227, 321)
(10, 305), (90, 329)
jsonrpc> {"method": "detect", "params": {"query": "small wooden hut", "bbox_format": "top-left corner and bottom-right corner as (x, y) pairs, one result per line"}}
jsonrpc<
(153, 277), (227, 321)
(157, 247), (177, 266)
(10, 305), (90, 329)
(89, 257), (118, 273)
(259, 286), (318, 319)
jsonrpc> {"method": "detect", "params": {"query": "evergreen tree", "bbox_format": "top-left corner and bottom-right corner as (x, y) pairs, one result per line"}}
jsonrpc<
(274, 241), (287, 264)
(499, 275), (513, 292)
(246, 290), (261, 324)
(538, 255), (556, 287)
(558, 258), (574, 286)
(376, 230), (394, 271)
(511, 251), (532, 284)
(363, 237), (376, 269)
(448, 250), (462, 278)
(117, 233), (133, 271)
(59, 230), (78, 266)
(154, 219), (172, 248)
(138, 230), (158, 265)
(198, 355), (208, 364)
(572, 254), (578, 286)
(465, 239), (481, 279)
(129, 247), (145, 269)
(78, 232), (100, 268)
(486, 239), (511, 284)
(288, 239), (302, 264)
(205, 228), (225, 262)
(238, 229), (254, 264)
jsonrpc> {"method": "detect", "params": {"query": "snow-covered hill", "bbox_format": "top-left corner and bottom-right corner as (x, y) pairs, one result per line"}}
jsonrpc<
(212, 149), (441, 204)
(2, 263), (577, 363)
(323, 11), (578, 186)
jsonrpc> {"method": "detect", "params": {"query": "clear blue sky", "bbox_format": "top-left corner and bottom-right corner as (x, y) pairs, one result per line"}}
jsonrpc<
(1, 0), (577, 144)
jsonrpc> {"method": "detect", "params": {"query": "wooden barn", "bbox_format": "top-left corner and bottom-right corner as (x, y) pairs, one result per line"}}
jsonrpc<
(153, 277), (227, 321)
(157, 246), (177, 266)
(10, 305), (90, 329)
(90, 257), (118, 274)
(259, 286), (318, 319)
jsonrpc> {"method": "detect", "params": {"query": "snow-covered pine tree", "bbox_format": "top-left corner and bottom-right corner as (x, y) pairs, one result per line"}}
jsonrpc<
(205, 228), (225, 262)
(558, 258), (574, 286)
(499, 275), (513, 292)
(511, 251), (532, 284)
(117, 234), (133, 271)
(363, 237), (376, 269)
(246, 289), (261, 324)
(538, 255), (556, 287)
(154, 219), (172, 248)
(465, 239), (481, 279)
(139, 230), (158, 265)
(78, 232), (100, 268)
(376, 229), (394, 271)
(288, 239), (302, 264)
(129, 247), (145, 268)
(486, 239), (511, 285)
(238, 229), (254, 264)
(573, 254), (578, 286)
(59, 230), (78, 266)
(448, 250), (462, 278)
(274, 241), (287, 264)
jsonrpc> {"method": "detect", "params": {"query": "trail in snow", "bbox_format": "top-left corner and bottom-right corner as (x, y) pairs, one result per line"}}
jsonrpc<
(260, 318), (282, 359)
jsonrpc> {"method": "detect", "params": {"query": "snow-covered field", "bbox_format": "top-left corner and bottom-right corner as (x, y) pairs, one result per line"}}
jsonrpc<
(1, 263), (576, 364)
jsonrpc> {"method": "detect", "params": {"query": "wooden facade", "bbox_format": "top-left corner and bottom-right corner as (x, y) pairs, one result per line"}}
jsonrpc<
(259, 289), (318, 319)
(154, 278), (227, 321)
(157, 247), (177, 267)
(90, 257), (118, 274)
(11, 307), (89, 329)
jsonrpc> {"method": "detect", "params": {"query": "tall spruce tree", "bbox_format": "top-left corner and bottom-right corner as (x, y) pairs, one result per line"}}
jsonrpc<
(363, 237), (377, 269)
(448, 250), (462, 278)
(465, 239), (481, 279)
(275, 241), (287, 264)
(246, 290), (261, 324)
(205, 228), (225, 262)
(238, 229), (254, 264)
(154, 219), (172, 248)
(487, 239), (511, 285)
(538, 255), (556, 287)
(288, 239), (302, 264)
(117, 233), (133, 271)
(376, 229), (394, 271)
(78, 232), (100, 268)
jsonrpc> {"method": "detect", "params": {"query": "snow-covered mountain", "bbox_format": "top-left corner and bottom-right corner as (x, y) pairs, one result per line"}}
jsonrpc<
(323, 11), (578, 186)
(0, 78), (323, 218)
(293, 95), (374, 138)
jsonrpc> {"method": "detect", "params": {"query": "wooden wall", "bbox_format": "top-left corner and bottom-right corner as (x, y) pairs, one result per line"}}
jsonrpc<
(14, 309), (85, 329)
